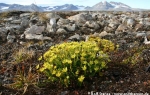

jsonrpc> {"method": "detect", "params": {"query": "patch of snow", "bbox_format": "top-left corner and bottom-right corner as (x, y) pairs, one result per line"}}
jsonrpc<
(102, 0), (106, 4)
(77, 6), (85, 11)
(110, 3), (129, 8)
(1, 7), (9, 10)
(62, 6), (67, 9)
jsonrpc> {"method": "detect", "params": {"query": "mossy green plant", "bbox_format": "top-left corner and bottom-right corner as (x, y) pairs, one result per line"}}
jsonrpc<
(37, 38), (115, 87)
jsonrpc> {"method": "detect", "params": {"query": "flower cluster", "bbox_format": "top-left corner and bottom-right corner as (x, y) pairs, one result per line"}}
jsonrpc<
(87, 36), (115, 53)
(38, 38), (114, 86)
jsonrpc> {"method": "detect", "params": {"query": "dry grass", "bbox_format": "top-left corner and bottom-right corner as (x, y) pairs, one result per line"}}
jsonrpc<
(38, 13), (49, 23)
(13, 47), (35, 63)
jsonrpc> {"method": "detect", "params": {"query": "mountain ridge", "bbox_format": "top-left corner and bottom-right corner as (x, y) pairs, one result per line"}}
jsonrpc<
(0, 1), (148, 12)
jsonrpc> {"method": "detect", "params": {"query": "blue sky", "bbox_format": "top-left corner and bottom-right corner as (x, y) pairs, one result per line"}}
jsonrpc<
(0, 0), (150, 9)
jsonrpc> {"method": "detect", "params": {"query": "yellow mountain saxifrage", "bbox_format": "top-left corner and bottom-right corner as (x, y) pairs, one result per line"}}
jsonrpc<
(38, 40), (114, 87)
(88, 36), (115, 53)
(78, 75), (85, 83)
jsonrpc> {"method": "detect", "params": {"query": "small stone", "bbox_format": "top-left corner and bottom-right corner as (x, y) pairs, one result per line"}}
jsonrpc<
(120, 80), (124, 83)
(145, 65), (150, 72)
(68, 33), (80, 41)
(60, 91), (68, 95)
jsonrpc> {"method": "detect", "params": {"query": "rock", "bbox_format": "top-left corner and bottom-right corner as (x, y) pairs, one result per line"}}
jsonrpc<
(42, 36), (53, 41)
(146, 31), (150, 40)
(68, 33), (80, 41)
(68, 13), (84, 22)
(6, 25), (21, 31)
(103, 26), (115, 33)
(92, 13), (98, 20)
(20, 13), (31, 18)
(20, 18), (30, 29)
(25, 33), (52, 40)
(11, 20), (21, 24)
(57, 18), (70, 26)
(139, 11), (144, 18)
(65, 24), (76, 32)
(45, 12), (61, 19)
(60, 91), (68, 95)
(99, 31), (108, 37)
(4, 17), (13, 22)
(25, 34), (43, 40)
(24, 25), (44, 35)
(29, 19), (38, 26)
(127, 18), (135, 27)
(6, 29), (16, 43)
(93, 32), (100, 37)
(145, 64), (150, 72)
(68, 13), (92, 23)
(24, 25), (49, 40)
(142, 49), (150, 63)
(136, 32), (146, 38)
(135, 24), (143, 31)
(46, 18), (57, 33)
(84, 21), (100, 30)
(7, 27), (16, 34)
(108, 23), (118, 29)
(0, 28), (7, 42)
(46, 23), (56, 33)
(50, 18), (56, 26)
(7, 34), (16, 43)
(116, 24), (127, 32)
(19, 41), (26, 45)
(56, 28), (67, 34)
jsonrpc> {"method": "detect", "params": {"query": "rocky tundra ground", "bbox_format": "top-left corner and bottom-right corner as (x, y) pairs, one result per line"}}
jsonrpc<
(0, 11), (150, 95)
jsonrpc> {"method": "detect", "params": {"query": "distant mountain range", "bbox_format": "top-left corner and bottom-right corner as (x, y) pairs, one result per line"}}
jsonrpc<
(0, 1), (148, 12)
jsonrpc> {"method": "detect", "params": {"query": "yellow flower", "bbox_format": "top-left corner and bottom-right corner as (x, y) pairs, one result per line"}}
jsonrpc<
(75, 50), (79, 54)
(89, 61), (93, 65)
(54, 66), (56, 69)
(36, 64), (39, 69)
(52, 70), (56, 75)
(78, 75), (85, 82)
(38, 56), (42, 61)
(101, 61), (106, 68)
(75, 70), (79, 75)
(71, 54), (76, 58)
(66, 76), (69, 79)
(82, 65), (87, 71)
(39, 67), (46, 72)
(43, 62), (53, 69)
(81, 52), (86, 57)
(67, 59), (72, 64)
(94, 60), (99, 64)
(116, 45), (119, 48)
(91, 54), (95, 58)
(50, 46), (55, 49)
(83, 61), (87, 64)
(62, 59), (67, 64)
(94, 67), (99, 71)
(94, 47), (99, 51)
(56, 71), (61, 77)
(80, 57), (85, 61)
(62, 67), (67, 73)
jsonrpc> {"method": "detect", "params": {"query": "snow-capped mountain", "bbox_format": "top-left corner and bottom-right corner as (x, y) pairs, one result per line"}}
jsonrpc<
(0, 3), (9, 12)
(110, 1), (131, 8)
(41, 4), (87, 11)
(0, 3), (88, 12)
(0, 1), (148, 12)
(89, 1), (132, 11)
(0, 3), (43, 12)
